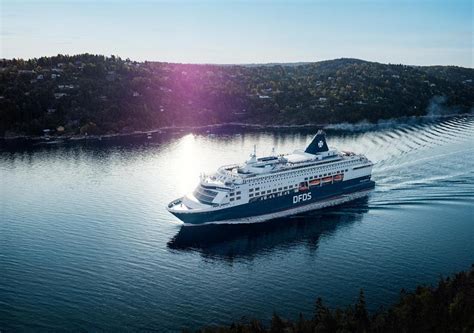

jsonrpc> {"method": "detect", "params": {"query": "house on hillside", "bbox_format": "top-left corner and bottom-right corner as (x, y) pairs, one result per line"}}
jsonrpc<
(18, 70), (35, 75)
(106, 71), (117, 81)
(54, 93), (68, 99)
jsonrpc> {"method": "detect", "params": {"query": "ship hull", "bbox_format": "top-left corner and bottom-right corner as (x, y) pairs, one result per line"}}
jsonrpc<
(169, 176), (375, 225)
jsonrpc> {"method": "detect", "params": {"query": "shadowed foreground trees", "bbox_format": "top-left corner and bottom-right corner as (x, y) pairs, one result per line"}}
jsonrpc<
(195, 265), (474, 333)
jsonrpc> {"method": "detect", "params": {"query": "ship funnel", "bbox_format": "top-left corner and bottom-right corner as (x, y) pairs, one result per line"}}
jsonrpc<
(305, 130), (329, 154)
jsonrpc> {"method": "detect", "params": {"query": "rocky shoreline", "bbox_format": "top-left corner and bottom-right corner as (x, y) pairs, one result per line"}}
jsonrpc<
(1, 122), (324, 143)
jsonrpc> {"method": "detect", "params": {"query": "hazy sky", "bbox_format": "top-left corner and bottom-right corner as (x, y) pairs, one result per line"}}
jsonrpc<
(1, 0), (473, 66)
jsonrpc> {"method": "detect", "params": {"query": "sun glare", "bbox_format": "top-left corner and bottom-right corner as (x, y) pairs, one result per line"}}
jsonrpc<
(174, 134), (202, 195)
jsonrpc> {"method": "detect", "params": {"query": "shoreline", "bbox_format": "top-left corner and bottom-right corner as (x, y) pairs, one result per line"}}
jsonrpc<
(2, 122), (326, 142)
(2, 112), (472, 143)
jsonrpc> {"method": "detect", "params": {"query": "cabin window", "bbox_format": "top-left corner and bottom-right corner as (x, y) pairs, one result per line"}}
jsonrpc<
(249, 188), (253, 192)
(249, 194), (253, 198)
(236, 196), (241, 200)
(278, 187), (282, 191)
(284, 186), (288, 189)
(236, 191), (241, 195)
(255, 192), (259, 195)
(229, 193), (234, 196)
(230, 198), (234, 201)
(255, 187), (260, 191)
(267, 190), (271, 194)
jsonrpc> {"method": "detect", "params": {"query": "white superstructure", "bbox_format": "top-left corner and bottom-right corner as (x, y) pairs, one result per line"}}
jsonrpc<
(168, 131), (374, 222)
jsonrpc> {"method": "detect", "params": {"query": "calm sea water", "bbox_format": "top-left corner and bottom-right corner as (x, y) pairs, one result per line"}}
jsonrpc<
(1, 116), (473, 331)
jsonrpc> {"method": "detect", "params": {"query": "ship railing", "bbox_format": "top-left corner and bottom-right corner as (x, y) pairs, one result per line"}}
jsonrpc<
(219, 163), (240, 170)
(168, 198), (182, 208)
(217, 165), (242, 178)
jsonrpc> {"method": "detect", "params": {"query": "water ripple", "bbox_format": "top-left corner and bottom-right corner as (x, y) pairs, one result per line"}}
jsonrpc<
(1, 115), (473, 331)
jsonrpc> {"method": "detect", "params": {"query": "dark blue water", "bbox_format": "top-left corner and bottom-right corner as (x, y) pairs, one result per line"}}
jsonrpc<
(1, 116), (473, 331)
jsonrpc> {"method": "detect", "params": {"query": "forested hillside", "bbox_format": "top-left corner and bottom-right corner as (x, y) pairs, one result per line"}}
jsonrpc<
(1, 54), (472, 137)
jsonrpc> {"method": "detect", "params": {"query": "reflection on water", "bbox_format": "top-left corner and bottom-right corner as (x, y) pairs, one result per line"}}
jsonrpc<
(1, 115), (473, 331)
(168, 198), (370, 260)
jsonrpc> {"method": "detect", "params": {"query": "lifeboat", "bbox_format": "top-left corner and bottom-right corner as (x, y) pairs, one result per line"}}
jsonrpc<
(298, 181), (309, 191)
(322, 176), (333, 184)
(309, 179), (321, 186)
(333, 174), (344, 182)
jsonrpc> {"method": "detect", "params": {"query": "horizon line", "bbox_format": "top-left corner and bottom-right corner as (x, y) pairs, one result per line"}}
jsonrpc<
(2, 54), (473, 69)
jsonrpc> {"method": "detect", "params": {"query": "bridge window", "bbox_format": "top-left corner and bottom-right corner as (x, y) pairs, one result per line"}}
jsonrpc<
(193, 187), (218, 204)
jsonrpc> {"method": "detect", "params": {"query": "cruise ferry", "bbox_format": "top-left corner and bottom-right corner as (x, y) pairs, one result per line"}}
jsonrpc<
(167, 131), (375, 225)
